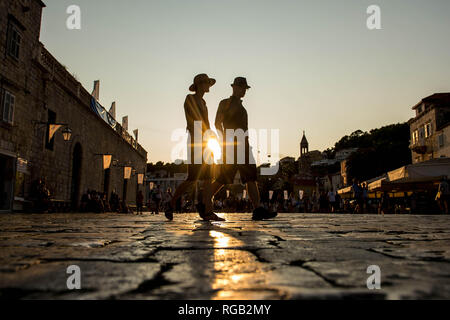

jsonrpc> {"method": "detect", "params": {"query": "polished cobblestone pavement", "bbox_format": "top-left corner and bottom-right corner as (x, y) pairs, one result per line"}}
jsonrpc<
(0, 212), (450, 300)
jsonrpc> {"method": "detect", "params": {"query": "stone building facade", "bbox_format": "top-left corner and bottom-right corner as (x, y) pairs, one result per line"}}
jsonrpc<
(409, 93), (450, 164)
(0, 0), (147, 212)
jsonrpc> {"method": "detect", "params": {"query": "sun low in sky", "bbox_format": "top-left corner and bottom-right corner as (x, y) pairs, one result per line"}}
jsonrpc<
(41, 0), (450, 162)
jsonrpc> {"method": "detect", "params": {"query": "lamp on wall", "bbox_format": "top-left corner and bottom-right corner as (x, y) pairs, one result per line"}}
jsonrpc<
(32, 121), (72, 143)
(61, 127), (72, 141)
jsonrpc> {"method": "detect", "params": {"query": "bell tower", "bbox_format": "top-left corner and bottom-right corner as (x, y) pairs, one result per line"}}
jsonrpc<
(300, 131), (309, 157)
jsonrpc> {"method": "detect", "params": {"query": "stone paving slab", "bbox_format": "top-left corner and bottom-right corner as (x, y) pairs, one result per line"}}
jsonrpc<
(0, 213), (449, 300)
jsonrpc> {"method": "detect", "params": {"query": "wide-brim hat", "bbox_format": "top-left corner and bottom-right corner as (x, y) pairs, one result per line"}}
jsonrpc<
(189, 74), (216, 92)
(231, 77), (251, 89)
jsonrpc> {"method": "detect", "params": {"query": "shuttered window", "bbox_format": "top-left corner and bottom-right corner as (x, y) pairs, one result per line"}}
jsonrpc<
(2, 90), (15, 124)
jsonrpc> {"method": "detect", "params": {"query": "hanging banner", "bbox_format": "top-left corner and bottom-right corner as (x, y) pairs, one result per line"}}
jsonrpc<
(243, 189), (247, 199)
(124, 167), (132, 180)
(103, 155), (112, 170)
(284, 190), (289, 200)
(48, 124), (62, 142)
(226, 190), (230, 198)
(138, 174), (144, 185)
(269, 190), (274, 200)
(149, 182), (154, 190)
(299, 190), (304, 200)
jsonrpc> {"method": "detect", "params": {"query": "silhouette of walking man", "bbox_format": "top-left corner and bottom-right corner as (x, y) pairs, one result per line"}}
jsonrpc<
(208, 77), (277, 220)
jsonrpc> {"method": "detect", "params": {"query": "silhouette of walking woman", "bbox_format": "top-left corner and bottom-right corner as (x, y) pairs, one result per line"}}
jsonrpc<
(165, 74), (224, 221)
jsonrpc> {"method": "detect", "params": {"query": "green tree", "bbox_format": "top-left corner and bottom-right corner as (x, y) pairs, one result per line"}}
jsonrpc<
(345, 123), (411, 182)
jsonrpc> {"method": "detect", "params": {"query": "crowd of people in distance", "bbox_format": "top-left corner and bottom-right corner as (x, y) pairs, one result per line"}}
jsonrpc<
(143, 180), (449, 215)
(148, 187), (342, 214)
(79, 189), (133, 214)
(147, 185), (173, 214)
(30, 179), (449, 216)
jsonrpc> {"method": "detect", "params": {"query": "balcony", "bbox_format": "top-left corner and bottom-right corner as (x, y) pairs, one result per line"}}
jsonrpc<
(410, 139), (431, 155)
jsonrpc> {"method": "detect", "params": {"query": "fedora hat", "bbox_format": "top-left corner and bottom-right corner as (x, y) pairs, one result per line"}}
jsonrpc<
(189, 74), (216, 92)
(231, 77), (251, 89)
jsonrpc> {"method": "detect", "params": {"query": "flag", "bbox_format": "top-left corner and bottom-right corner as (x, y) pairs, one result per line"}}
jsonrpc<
(138, 174), (144, 185)
(90, 98), (116, 129)
(124, 167), (132, 180)
(103, 155), (112, 170)
(122, 116), (128, 131)
(92, 80), (100, 101)
(48, 124), (62, 142)
(133, 129), (139, 142)
(109, 102), (116, 119)
(269, 190), (274, 200)
(284, 190), (289, 200)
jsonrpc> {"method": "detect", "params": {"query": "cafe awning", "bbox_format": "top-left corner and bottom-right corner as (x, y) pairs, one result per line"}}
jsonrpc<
(339, 158), (450, 194)
(387, 158), (450, 182)
(368, 158), (450, 192)
(337, 186), (352, 195)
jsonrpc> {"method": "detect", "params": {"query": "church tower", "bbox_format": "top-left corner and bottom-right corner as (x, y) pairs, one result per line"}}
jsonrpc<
(300, 131), (309, 157)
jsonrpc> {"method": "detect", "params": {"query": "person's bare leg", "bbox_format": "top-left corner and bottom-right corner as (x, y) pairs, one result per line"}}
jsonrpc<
(203, 180), (213, 215)
(202, 180), (224, 213)
(211, 181), (224, 197)
(247, 181), (261, 210)
(171, 181), (193, 207)
(200, 180), (226, 221)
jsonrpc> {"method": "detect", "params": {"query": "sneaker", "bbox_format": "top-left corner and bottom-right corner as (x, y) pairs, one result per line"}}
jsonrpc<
(202, 212), (226, 222)
(252, 207), (278, 221)
(165, 204), (174, 221)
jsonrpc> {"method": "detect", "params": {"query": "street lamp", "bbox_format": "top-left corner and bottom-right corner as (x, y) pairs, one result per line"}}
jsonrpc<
(62, 127), (72, 141)
(32, 121), (71, 143)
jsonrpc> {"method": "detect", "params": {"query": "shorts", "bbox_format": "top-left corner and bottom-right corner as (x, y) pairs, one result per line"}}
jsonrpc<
(186, 140), (212, 181)
(187, 163), (212, 181)
(217, 136), (257, 185)
(216, 164), (257, 185)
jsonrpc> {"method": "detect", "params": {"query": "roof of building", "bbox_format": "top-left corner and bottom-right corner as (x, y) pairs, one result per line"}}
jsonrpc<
(301, 131), (308, 147)
(412, 93), (450, 110)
